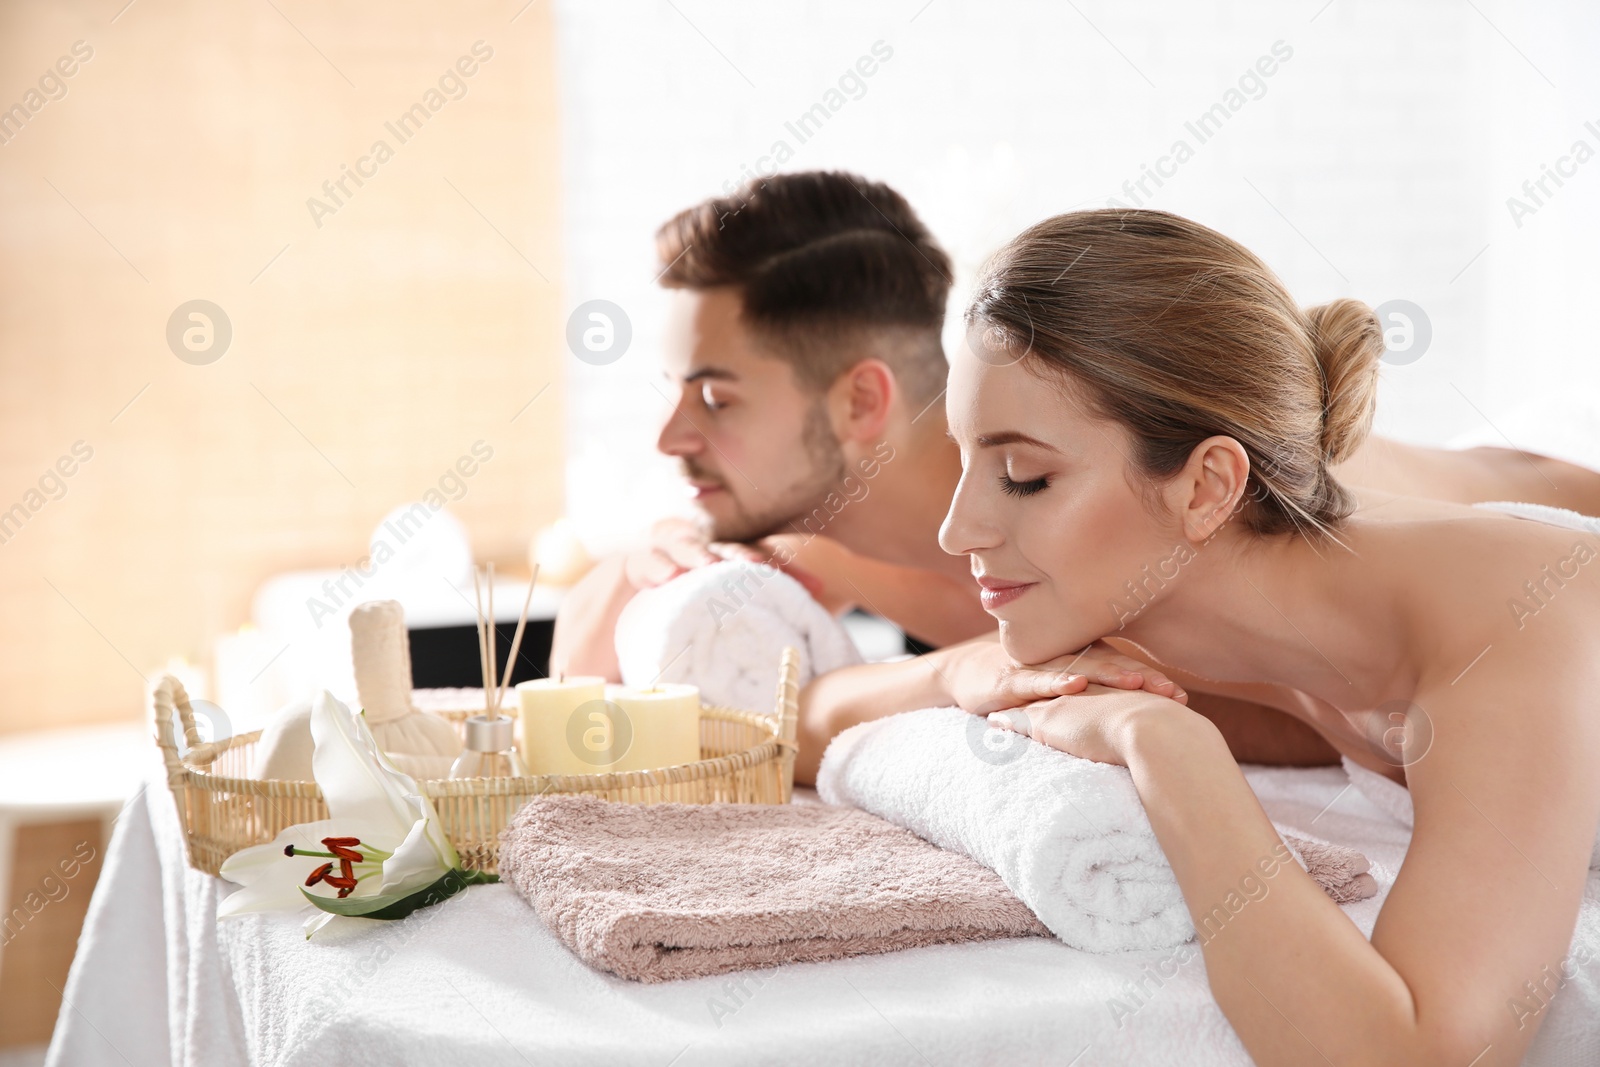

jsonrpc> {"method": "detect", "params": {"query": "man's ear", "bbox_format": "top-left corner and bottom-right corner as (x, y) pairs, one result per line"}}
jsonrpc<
(1169, 435), (1250, 542)
(827, 359), (897, 443)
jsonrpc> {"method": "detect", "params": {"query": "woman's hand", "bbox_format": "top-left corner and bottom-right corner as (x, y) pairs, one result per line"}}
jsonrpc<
(932, 636), (1188, 716)
(986, 683), (1193, 766)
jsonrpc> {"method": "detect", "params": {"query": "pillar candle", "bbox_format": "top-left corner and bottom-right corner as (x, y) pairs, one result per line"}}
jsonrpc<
(606, 683), (701, 774)
(516, 676), (605, 776)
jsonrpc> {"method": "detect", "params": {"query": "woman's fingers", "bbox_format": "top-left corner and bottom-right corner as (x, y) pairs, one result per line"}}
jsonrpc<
(1068, 659), (1189, 704)
(986, 708), (1031, 736)
(986, 670), (1085, 713)
(972, 665), (1194, 716)
(1079, 662), (1144, 689)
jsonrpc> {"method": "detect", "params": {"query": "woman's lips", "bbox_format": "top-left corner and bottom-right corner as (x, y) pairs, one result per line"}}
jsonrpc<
(976, 576), (1036, 611)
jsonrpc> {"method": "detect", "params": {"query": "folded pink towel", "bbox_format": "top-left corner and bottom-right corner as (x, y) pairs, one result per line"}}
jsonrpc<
(497, 794), (1049, 982)
(1284, 831), (1378, 904)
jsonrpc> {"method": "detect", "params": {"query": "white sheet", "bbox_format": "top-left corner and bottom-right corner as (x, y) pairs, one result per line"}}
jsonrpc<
(48, 749), (1600, 1066)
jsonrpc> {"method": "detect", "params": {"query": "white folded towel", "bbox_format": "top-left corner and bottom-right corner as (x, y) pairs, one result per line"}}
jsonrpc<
(1473, 499), (1600, 535)
(614, 559), (862, 713)
(817, 705), (1193, 953)
(817, 705), (1382, 952)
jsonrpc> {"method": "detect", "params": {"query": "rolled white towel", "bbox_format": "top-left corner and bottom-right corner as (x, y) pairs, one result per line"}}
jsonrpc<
(818, 705), (1376, 952)
(614, 559), (862, 713)
(817, 704), (1194, 953)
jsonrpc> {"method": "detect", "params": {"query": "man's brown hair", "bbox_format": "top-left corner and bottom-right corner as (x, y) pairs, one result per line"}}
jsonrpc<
(656, 171), (952, 403)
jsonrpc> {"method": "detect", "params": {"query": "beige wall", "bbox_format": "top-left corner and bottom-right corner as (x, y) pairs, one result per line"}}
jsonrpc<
(0, 2), (564, 734)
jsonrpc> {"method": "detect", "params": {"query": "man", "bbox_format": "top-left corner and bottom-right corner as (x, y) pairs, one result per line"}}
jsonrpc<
(552, 170), (1600, 777)
(552, 171), (992, 684)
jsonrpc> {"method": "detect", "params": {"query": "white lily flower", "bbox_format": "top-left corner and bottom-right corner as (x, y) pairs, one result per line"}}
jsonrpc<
(218, 691), (465, 937)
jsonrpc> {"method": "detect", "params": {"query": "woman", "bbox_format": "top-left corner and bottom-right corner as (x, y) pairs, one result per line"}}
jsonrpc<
(815, 209), (1600, 1065)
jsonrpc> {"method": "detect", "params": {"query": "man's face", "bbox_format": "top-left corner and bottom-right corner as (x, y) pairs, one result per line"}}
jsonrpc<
(657, 288), (847, 542)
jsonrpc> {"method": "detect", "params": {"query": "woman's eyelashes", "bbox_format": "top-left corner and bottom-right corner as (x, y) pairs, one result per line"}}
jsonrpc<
(999, 471), (1049, 497)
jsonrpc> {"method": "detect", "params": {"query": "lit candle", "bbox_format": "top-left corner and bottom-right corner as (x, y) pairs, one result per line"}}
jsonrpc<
(516, 676), (605, 776)
(606, 683), (701, 774)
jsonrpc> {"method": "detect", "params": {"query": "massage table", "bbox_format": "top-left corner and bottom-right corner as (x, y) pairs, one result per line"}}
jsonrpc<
(45, 748), (1600, 1066)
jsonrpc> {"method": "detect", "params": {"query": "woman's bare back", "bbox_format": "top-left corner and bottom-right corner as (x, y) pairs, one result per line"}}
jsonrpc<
(1113, 492), (1600, 783)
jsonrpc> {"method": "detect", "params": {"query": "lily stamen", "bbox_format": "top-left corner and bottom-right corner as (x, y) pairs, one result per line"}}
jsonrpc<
(294, 840), (391, 899)
(284, 845), (338, 859)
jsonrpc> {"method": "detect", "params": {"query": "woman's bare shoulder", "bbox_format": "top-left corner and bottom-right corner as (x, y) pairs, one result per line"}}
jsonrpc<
(1347, 503), (1600, 678)
(1348, 498), (1599, 584)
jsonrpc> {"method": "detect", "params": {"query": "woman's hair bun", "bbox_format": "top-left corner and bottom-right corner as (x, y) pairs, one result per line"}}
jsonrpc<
(968, 209), (1388, 538)
(1303, 298), (1384, 465)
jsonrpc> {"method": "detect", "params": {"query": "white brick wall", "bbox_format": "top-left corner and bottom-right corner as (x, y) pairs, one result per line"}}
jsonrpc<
(553, 0), (1596, 552)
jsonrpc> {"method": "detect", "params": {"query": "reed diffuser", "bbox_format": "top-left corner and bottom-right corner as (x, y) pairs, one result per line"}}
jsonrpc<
(449, 562), (539, 779)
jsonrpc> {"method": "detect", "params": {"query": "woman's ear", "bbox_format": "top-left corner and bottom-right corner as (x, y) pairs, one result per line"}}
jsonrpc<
(1172, 435), (1250, 542)
(828, 358), (897, 443)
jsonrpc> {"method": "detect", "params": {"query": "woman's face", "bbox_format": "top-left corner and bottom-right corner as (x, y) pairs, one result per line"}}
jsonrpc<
(939, 328), (1187, 664)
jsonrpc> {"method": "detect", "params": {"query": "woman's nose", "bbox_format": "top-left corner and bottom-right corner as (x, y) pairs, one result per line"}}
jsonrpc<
(939, 471), (1002, 556)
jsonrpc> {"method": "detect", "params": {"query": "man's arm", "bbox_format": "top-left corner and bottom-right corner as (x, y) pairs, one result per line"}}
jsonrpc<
(757, 533), (994, 648)
(547, 554), (635, 681)
(1099, 635), (1341, 766)
(549, 519), (723, 680)
(1184, 691), (1340, 765)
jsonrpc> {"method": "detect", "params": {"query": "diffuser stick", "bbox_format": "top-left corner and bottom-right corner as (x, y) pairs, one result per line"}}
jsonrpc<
(471, 566), (491, 706)
(494, 564), (540, 715)
(487, 562), (498, 711)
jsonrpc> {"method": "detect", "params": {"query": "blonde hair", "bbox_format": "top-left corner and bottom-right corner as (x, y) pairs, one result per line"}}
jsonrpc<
(967, 209), (1384, 537)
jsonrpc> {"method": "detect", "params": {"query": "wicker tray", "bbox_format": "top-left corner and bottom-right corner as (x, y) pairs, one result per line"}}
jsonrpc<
(153, 648), (800, 875)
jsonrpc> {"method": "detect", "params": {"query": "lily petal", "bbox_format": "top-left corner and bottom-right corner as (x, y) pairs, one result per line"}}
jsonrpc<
(218, 819), (344, 917)
(377, 817), (454, 898)
(308, 692), (459, 871)
(303, 910), (338, 939)
(218, 691), (462, 932)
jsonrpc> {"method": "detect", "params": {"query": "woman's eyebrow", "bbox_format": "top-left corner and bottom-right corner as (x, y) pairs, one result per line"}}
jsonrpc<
(975, 431), (1062, 453)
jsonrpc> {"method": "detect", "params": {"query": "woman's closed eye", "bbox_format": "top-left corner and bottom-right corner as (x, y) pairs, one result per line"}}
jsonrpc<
(999, 471), (1049, 497)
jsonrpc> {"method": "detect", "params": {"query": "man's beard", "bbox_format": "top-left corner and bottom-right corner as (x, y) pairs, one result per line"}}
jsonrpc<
(683, 399), (849, 543)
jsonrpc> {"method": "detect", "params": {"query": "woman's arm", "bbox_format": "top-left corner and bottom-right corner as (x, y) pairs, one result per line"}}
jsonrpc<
(999, 658), (1600, 1066)
(793, 637), (1189, 785)
(795, 654), (947, 785)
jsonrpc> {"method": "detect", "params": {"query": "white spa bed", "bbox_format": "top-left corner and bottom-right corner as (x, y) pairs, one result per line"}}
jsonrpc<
(47, 748), (1600, 1067)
